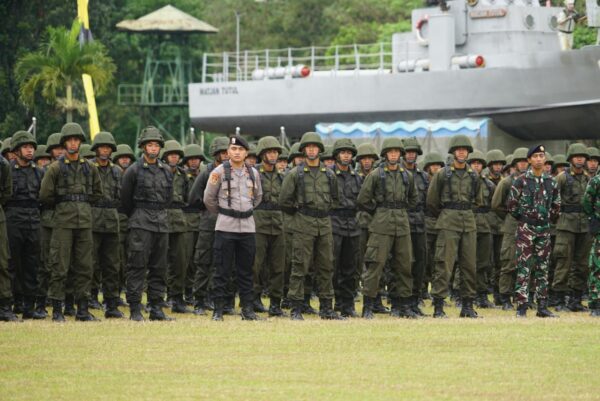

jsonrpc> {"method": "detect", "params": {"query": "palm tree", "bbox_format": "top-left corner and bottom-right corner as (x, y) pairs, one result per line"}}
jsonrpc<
(15, 19), (116, 122)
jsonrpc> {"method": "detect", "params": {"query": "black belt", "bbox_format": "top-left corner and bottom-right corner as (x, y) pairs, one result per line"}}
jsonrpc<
(218, 206), (253, 218)
(4, 200), (40, 209)
(298, 207), (329, 218)
(377, 202), (407, 210)
(442, 202), (471, 210)
(93, 200), (118, 209)
(474, 207), (490, 214)
(330, 208), (356, 218)
(57, 194), (89, 203)
(561, 205), (583, 213)
(518, 216), (548, 227)
(255, 201), (281, 211)
(135, 201), (166, 210)
(559, 29), (574, 34)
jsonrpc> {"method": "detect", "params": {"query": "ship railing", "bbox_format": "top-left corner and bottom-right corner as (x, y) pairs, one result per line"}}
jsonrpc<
(201, 42), (394, 82)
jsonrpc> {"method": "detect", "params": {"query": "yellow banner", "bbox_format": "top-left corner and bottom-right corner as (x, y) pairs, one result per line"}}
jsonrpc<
(77, 0), (90, 28)
(82, 74), (100, 139)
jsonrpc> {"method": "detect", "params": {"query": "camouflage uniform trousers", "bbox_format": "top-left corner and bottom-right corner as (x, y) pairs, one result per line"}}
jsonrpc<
(514, 224), (551, 305)
(588, 235), (600, 302)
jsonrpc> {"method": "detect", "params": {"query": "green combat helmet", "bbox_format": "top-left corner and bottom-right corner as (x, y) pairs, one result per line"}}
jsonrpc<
(46, 133), (63, 152)
(552, 154), (569, 168)
(320, 145), (334, 160)
(137, 125), (165, 149)
(355, 143), (379, 161)
(113, 144), (136, 162)
(587, 146), (600, 161)
(91, 131), (117, 152)
(247, 143), (259, 158)
(209, 136), (230, 157)
(422, 152), (445, 170)
(503, 154), (514, 173)
(162, 140), (184, 160)
(256, 136), (283, 157)
(332, 138), (357, 158)
(467, 149), (486, 165)
(183, 143), (206, 163)
(402, 136), (423, 155)
(380, 137), (404, 157)
(288, 142), (302, 163)
(1, 137), (12, 156)
(278, 147), (289, 161)
(447, 134), (474, 153)
(299, 132), (325, 153)
(545, 152), (554, 165)
(60, 122), (87, 145)
(34, 145), (49, 161)
(11, 131), (37, 152)
(486, 149), (506, 166)
(512, 147), (529, 164)
(566, 143), (589, 161)
(80, 144), (95, 158)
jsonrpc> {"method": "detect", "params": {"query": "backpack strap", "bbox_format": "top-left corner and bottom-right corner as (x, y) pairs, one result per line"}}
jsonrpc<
(297, 164), (307, 207)
(378, 165), (387, 203)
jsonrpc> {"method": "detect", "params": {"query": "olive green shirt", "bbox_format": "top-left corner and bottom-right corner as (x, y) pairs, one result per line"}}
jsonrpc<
(254, 165), (284, 236)
(491, 173), (519, 235)
(5, 161), (43, 229)
(91, 160), (121, 234)
(167, 166), (189, 234)
(555, 168), (589, 233)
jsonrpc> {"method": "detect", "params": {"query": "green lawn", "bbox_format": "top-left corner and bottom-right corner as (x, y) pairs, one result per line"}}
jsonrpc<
(1, 302), (598, 401)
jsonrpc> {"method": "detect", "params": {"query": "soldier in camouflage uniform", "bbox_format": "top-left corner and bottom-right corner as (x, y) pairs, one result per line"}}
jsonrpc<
(401, 137), (429, 315)
(39, 123), (104, 322)
(551, 143), (592, 312)
(506, 145), (560, 318)
(89, 132), (124, 318)
(162, 140), (192, 314)
(279, 132), (343, 320)
(0, 145), (17, 321)
(427, 135), (484, 318)
(485, 149), (506, 305)
(189, 137), (230, 315)
(357, 137), (418, 319)
(120, 126), (174, 322)
(491, 147), (529, 310)
(252, 136), (287, 316)
(586, 147), (599, 177)
(582, 171), (600, 316)
(330, 138), (362, 318)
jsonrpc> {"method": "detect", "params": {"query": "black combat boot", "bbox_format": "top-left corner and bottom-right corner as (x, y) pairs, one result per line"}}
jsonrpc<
(476, 292), (495, 309)
(554, 292), (568, 312)
(411, 295), (427, 317)
(149, 301), (174, 321)
(516, 303), (528, 318)
(290, 300), (304, 321)
(493, 291), (502, 307)
(548, 290), (560, 307)
(567, 290), (588, 312)
(129, 302), (144, 321)
(184, 288), (194, 306)
(22, 296), (36, 320)
(75, 300), (99, 322)
(211, 298), (224, 321)
(253, 294), (267, 313)
(281, 297), (291, 310)
(318, 298), (345, 320)
(432, 297), (447, 319)
(0, 299), (20, 322)
(362, 296), (375, 320)
(89, 288), (102, 310)
(397, 298), (419, 319)
(51, 299), (65, 322)
(223, 296), (235, 315)
(12, 294), (24, 315)
(501, 294), (514, 311)
(63, 294), (76, 316)
(453, 291), (462, 308)
(372, 294), (390, 314)
(203, 297), (214, 311)
(34, 296), (48, 319)
(590, 300), (600, 317)
(340, 298), (359, 318)
(536, 299), (558, 318)
(302, 294), (317, 315)
(268, 297), (287, 317)
(389, 297), (401, 317)
(193, 300), (206, 316)
(171, 295), (192, 314)
(105, 298), (124, 319)
(459, 298), (479, 318)
(241, 301), (264, 321)
(421, 288), (432, 301)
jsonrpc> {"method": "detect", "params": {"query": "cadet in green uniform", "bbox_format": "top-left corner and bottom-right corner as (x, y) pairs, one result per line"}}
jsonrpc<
(553, 154), (569, 176)
(485, 149), (506, 305)
(120, 126), (174, 321)
(401, 137), (428, 315)
(587, 147), (599, 177)
(468, 150), (496, 308)
(552, 143), (592, 312)
(34, 145), (51, 169)
(39, 123), (103, 322)
(252, 136), (287, 316)
(5, 131), (45, 319)
(321, 145), (335, 170)
(357, 137), (418, 319)
(189, 137), (230, 315)
(1, 137), (16, 162)
(90, 132), (123, 318)
(279, 132), (343, 320)
(162, 140), (192, 314)
(182, 144), (206, 305)
(491, 147), (529, 310)
(330, 138), (362, 318)
(276, 148), (289, 173)
(426, 135), (484, 318)
(422, 152), (445, 300)
(0, 147), (17, 321)
(36, 133), (64, 318)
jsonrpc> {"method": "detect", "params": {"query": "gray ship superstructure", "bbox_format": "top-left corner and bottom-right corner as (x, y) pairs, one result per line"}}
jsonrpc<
(188, 0), (600, 141)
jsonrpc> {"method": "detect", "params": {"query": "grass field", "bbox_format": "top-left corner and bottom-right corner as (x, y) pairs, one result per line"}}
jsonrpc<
(1, 301), (599, 401)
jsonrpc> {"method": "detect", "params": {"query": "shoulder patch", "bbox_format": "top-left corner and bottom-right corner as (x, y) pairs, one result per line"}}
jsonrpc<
(209, 171), (220, 185)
